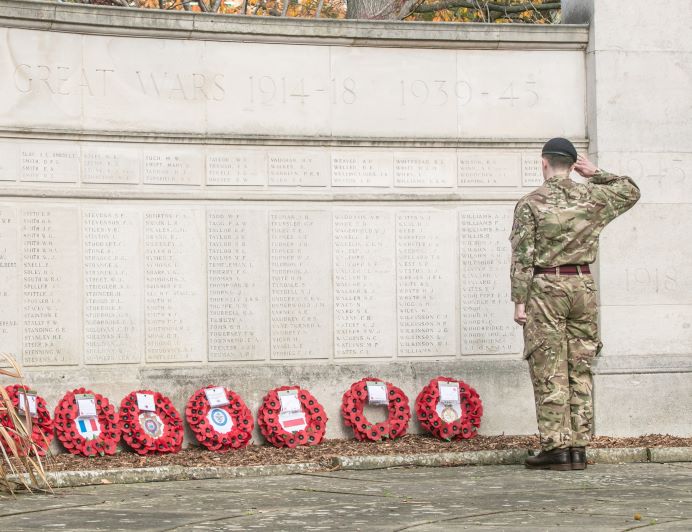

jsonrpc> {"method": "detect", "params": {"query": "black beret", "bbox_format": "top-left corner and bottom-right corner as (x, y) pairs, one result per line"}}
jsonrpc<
(542, 138), (577, 163)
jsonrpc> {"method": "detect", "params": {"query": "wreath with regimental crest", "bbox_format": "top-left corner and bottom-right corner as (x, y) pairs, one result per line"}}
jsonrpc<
(258, 386), (327, 448)
(341, 378), (411, 441)
(118, 390), (183, 455)
(415, 376), (483, 441)
(0, 385), (53, 456)
(53, 388), (119, 457)
(186, 385), (254, 452)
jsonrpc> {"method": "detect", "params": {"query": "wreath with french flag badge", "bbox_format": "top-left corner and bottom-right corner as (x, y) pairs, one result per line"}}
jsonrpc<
(185, 385), (254, 452)
(258, 386), (327, 448)
(53, 388), (120, 457)
(118, 390), (183, 455)
(415, 376), (483, 441)
(341, 378), (411, 441)
(0, 385), (54, 456)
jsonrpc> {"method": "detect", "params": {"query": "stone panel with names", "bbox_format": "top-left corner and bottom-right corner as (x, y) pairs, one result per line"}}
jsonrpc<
(83, 209), (142, 364)
(331, 152), (393, 187)
(333, 210), (396, 358)
(20, 145), (80, 183)
(267, 152), (330, 187)
(270, 211), (332, 359)
(143, 149), (203, 186)
(82, 146), (141, 184)
(459, 205), (521, 354)
(0, 206), (19, 361)
(208, 208), (269, 361)
(394, 152), (456, 187)
(21, 207), (80, 366)
(144, 208), (205, 362)
(396, 210), (457, 357)
(522, 153), (543, 187)
(458, 152), (521, 187)
(207, 150), (267, 186)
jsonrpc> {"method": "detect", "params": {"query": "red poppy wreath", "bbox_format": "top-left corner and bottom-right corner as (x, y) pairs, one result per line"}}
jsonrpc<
(341, 378), (411, 441)
(119, 390), (183, 455)
(415, 376), (483, 441)
(185, 385), (254, 452)
(0, 385), (53, 456)
(53, 388), (120, 457)
(258, 386), (327, 448)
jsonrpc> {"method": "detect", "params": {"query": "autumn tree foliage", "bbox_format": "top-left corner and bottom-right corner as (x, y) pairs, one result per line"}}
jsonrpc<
(65, 0), (561, 23)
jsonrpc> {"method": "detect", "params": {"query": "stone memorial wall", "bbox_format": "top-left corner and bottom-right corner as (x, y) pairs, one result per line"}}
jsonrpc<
(0, 0), (688, 442)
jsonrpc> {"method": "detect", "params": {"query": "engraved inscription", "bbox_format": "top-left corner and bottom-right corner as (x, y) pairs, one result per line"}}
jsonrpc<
(270, 211), (332, 359)
(331, 152), (393, 187)
(267, 152), (329, 187)
(208, 209), (269, 361)
(207, 150), (267, 186)
(20, 145), (80, 183)
(396, 210), (457, 357)
(458, 152), (521, 187)
(144, 209), (205, 362)
(0, 207), (19, 361)
(333, 210), (396, 358)
(82, 146), (140, 184)
(522, 153), (543, 187)
(83, 209), (142, 364)
(21, 207), (80, 366)
(394, 152), (456, 187)
(459, 206), (521, 354)
(143, 150), (203, 186)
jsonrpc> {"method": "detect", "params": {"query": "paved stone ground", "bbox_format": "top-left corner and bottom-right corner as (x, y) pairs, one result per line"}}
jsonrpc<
(1, 463), (690, 531)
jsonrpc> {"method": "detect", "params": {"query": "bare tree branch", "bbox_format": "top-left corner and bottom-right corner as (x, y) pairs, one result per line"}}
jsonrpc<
(281, 0), (290, 16)
(211, 0), (223, 11)
(315, 0), (325, 17)
(415, 1), (560, 15)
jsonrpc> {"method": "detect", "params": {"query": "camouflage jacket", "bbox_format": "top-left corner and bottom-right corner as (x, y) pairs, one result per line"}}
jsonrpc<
(509, 170), (641, 303)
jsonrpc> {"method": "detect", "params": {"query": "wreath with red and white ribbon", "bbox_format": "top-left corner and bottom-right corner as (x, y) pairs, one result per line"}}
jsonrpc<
(415, 376), (483, 440)
(185, 385), (254, 452)
(258, 386), (327, 448)
(53, 388), (120, 457)
(0, 385), (53, 456)
(341, 378), (411, 441)
(118, 390), (183, 455)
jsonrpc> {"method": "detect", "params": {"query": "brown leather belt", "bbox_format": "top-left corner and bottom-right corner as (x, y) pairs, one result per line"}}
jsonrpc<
(534, 264), (591, 275)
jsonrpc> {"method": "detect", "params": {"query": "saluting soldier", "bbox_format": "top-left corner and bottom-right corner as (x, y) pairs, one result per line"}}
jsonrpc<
(510, 138), (640, 470)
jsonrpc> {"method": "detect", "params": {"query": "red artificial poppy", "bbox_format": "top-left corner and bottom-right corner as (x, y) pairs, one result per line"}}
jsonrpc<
(118, 389), (183, 455)
(0, 385), (54, 456)
(258, 386), (327, 448)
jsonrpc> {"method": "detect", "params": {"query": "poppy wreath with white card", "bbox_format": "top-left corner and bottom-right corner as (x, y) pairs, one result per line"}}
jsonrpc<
(185, 385), (254, 452)
(0, 385), (54, 456)
(415, 376), (483, 441)
(341, 378), (411, 441)
(118, 390), (183, 455)
(53, 388), (120, 457)
(258, 386), (327, 448)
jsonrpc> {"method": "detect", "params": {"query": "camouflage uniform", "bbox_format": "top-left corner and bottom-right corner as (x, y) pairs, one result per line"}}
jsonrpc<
(510, 170), (640, 451)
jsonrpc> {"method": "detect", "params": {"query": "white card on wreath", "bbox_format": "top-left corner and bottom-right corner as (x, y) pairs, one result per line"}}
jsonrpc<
(279, 410), (308, 433)
(366, 382), (389, 406)
(17, 391), (38, 417)
(278, 390), (302, 414)
(204, 386), (230, 407)
(439, 382), (460, 405)
(75, 394), (97, 418)
(136, 393), (156, 412)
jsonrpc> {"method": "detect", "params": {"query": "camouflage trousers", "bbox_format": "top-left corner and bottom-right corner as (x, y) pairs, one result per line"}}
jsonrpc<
(523, 273), (602, 451)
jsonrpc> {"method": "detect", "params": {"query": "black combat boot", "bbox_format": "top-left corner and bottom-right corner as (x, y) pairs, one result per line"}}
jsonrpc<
(525, 448), (572, 471)
(570, 447), (587, 470)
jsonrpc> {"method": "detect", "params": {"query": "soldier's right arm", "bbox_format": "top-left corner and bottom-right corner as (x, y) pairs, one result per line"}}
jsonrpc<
(587, 170), (641, 223)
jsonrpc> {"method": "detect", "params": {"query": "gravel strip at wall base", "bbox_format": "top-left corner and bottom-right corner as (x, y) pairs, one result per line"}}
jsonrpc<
(9, 447), (689, 489)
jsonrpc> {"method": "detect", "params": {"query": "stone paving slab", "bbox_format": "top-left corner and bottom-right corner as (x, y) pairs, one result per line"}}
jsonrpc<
(1, 463), (690, 531)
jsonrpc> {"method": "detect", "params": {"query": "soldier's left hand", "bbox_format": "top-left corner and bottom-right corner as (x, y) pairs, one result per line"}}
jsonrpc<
(514, 303), (527, 326)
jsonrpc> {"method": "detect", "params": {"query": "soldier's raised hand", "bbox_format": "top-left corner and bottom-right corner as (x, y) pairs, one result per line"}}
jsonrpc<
(574, 154), (599, 178)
